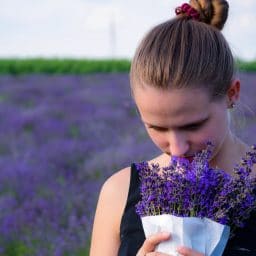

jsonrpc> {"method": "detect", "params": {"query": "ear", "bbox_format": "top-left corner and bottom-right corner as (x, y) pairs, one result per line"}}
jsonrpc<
(226, 79), (240, 108)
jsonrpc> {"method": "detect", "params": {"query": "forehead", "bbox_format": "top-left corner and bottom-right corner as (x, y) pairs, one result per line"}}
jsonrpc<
(133, 85), (212, 125)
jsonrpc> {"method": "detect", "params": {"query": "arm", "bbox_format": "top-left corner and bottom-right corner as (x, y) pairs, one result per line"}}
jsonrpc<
(89, 167), (204, 256)
(89, 168), (130, 256)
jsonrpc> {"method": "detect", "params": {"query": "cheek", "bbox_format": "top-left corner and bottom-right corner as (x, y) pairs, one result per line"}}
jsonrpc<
(199, 116), (229, 152)
(187, 122), (226, 151)
(208, 115), (229, 139)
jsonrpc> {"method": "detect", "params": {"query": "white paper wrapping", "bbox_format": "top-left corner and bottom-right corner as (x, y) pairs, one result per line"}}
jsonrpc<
(141, 214), (230, 256)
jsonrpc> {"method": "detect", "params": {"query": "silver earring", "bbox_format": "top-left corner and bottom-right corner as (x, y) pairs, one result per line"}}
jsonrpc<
(230, 102), (235, 109)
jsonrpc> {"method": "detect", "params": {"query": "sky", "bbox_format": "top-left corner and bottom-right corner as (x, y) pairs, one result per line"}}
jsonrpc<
(1, 0), (256, 60)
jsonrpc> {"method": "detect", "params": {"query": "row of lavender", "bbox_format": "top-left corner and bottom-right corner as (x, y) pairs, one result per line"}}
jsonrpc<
(0, 73), (255, 255)
(0, 74), (158, 256)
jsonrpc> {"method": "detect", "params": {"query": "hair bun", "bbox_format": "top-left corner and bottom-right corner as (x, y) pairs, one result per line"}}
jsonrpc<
(189, 0), (229, 30)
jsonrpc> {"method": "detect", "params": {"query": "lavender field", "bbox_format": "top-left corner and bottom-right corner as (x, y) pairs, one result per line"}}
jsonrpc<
(0, 72), (255, 256)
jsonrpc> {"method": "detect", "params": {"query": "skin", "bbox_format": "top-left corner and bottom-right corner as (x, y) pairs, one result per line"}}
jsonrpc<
(133, 80), (246, 175)
(90, 79), (251, 256)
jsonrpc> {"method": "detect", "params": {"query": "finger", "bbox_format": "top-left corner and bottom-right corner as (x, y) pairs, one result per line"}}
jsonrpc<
(136, 232), (171, 255)
(146, 252), (172, 256)
(176, 246), (204, 256)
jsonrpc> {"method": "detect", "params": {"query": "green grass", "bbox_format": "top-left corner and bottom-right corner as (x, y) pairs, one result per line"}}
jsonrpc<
(2, 240), (34, 256)
(0, 58), (255, 75)
(0, 58), (131, 75)
(236, 59), (256, 72)
(1, 240), (90, 256)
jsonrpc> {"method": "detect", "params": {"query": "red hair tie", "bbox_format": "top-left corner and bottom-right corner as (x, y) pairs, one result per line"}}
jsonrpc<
(175, 3), (200, 20)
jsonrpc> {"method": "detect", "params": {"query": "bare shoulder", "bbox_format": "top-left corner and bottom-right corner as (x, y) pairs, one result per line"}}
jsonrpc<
(101, 167), (132, 213)
(97, 165), (132, 229)
(103, 166), (131, 195)
(89, 166), (131, 256)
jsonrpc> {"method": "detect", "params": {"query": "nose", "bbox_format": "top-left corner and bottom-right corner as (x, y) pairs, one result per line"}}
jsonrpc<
(168, 131), (189, 157)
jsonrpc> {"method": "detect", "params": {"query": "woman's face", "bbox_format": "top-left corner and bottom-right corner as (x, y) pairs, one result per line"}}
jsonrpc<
(133, 85), (232, 162)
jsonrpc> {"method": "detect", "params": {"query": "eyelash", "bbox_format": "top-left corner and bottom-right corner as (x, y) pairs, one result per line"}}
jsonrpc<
(148, 123), (203, 132)
(184, 124), (202, 131)
(149, 126), (167, 132)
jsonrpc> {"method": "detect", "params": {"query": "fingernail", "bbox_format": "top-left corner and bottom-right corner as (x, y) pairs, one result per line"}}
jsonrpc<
(161, 231), (170, 236)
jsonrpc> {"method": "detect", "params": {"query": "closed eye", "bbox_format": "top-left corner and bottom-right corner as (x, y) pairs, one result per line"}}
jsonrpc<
(148, 126), (168, 132)
(181, 118), (208, 131)
(182, 123), (202, 131)
(146, 117), (208, 132)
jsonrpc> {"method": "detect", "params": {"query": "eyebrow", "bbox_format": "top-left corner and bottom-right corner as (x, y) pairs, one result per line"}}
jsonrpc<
(144, 117), (209, 129)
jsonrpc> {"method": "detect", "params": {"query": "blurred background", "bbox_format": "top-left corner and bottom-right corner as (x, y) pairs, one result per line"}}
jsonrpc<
(0, 1), (255, 256)
(1, 0), (256, 60)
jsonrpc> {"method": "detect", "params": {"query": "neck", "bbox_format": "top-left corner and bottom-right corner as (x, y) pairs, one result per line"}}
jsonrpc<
(209, 130), (248, 175)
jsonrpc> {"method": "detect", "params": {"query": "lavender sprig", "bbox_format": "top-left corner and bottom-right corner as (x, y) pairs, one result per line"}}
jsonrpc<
(135, 142), (256, 235)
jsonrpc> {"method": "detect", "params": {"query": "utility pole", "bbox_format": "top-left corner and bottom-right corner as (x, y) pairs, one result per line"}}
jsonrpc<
(109, 12), (116, 58)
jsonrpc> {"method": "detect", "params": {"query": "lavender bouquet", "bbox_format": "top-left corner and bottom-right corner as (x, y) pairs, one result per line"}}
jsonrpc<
(135, 142), (256, 256)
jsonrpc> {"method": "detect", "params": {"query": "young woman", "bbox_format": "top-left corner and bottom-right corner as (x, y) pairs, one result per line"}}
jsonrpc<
(90, 0), (256, 255)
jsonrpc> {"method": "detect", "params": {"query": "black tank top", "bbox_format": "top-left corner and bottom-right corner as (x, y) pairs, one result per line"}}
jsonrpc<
(118, 163), (256, 256)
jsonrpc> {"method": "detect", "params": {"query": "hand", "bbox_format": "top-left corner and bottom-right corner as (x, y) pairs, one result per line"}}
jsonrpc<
(176, 246), (205, 256)
(136, 232), (171, 256)
(136, 232), (205, 256)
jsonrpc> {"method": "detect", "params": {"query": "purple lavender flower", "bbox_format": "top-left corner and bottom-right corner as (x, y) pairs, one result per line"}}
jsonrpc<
(136, 142), (256, 235)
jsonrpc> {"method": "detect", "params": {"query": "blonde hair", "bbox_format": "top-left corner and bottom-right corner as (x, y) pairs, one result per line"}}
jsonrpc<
(130, 0), (234, 101)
